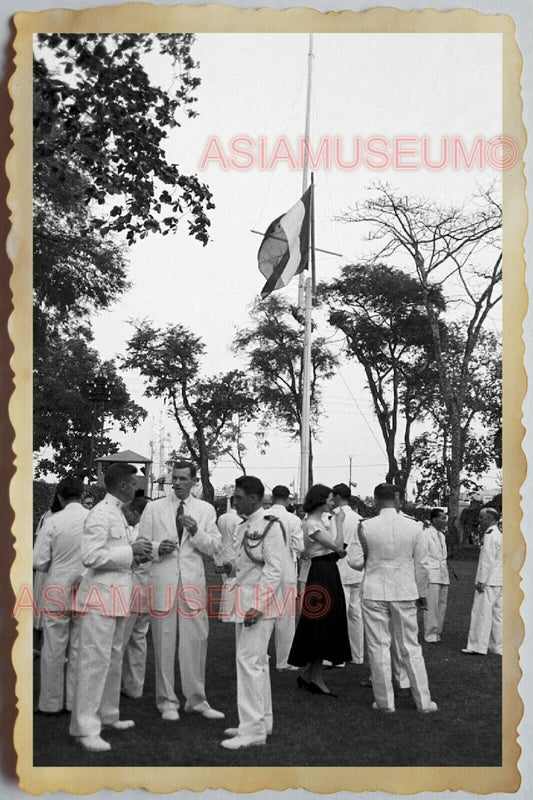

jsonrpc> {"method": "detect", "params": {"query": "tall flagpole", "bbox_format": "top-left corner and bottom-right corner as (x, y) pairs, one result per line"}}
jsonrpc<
(298, 33), (314, 310)
(299, 175), (314, 500)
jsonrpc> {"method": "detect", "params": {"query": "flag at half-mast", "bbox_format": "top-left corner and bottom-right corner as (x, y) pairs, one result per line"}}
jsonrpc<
(258, 186), (312, 298)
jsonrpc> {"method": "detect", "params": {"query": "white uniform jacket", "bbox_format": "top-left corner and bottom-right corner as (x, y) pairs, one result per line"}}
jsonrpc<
(424, 525), (450, 585)
(475, 525), (503, 586)
(76, 494), (134, 616)
(231, 508), (285, 620)
(334, 506), (363, 586)
(270, 504), (304, 585)
(355, 508), (429, 601)
(139, 493), (222, 612)
(33, 502), (88, 612)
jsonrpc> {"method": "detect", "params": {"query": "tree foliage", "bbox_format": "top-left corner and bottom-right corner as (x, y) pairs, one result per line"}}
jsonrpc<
(34, 337), (147, 479)
(34, 33), (214, 245)
(339, 184), (502, 525)
(123, 321), (258, 501)
(232, 295), (339, 481)
(321, 262), (445, 491)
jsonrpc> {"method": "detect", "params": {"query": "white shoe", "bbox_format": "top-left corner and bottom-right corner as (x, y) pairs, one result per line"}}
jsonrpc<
(161, 709), (180, 721)
(277, 665), (298, 671)
(184, 704), (225, 720)
(105, 719), (135, 730)
(419, 702), (438, 713)
(220, 735), (266, 750)
(372, 702), (395, 713)
(224, 727), (239, 737)
(79, 735), (111, 752)
(462, 648), (485, 655)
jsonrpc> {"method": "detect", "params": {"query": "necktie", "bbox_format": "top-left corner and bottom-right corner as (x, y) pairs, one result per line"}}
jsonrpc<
(176, 501), (185, 544)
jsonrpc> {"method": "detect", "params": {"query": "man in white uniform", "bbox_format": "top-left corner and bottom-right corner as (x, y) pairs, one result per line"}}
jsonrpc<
(423, 509), (450, 643)
(270, 485), (304, 670)
(462, 507), (502, 656)
(216, 497), (241, 623)
(220, 475), (285, 750)
(33, 475), (87, 714)
(351, 482), (437, 714)
(69, 463), (153, 752)
(139, 460), (224, 721)
(332, 483), (363, 665)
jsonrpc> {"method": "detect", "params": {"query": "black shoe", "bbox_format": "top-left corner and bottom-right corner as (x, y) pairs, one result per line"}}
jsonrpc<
(308, 682), (338, 698)
(396, 688), (411, 698)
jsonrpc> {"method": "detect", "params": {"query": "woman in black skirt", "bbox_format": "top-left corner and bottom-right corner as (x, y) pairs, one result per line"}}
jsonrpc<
(289, 484), (351, 696)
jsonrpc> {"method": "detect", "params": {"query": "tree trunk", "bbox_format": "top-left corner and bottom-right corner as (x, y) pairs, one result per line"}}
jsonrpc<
(309, 435), (314, 488)
(447, 416), (463, 552)
(198, 449), (215, 504)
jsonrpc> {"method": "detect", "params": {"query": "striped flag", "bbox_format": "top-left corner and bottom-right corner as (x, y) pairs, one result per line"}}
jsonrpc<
(258, 186), (312, 297)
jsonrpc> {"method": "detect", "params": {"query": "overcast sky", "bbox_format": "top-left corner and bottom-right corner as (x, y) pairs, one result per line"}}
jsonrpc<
(88, 32), (502, 497)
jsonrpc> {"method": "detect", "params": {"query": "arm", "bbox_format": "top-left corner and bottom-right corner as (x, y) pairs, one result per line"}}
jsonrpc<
(188, 504), (222, 559)
(246, 522), (285, 621)
(33, 518), (53, 572)
(414, 528), (430, 599)
(476, 534), (495, 589)
(332, 512), (346, 552)
(82, 511), (133, 571)
(346, 523), (365, 570)
(289, 518), (304, 557)
(310, 520), (345, 556)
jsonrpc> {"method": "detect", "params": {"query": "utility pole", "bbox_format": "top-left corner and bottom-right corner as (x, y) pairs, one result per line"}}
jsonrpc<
(349, 455), (353, 486)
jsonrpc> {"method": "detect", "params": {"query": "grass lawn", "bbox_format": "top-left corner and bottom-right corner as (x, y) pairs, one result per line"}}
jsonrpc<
(33, 557), (501, 767)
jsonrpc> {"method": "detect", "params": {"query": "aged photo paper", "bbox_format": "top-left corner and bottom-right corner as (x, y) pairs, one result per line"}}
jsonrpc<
(6, 2), (526, 795)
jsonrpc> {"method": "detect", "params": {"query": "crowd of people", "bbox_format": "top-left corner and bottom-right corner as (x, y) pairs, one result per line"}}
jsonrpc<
(32, 460), (503, 753)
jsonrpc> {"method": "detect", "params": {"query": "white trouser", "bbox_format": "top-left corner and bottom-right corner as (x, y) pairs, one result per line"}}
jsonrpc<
(466, 585), (503, 654)
(274, 583), (297, 668)
(363, 599), (433, 711)
(343, 583), (364, 663)
(235, 617), (275, 738)
(121, 612), (150, 698)
(150, 599), (210, 713)
(39, 611), (80, 712)
(69, 612), (126, 737)
(424, 583), (449, 642)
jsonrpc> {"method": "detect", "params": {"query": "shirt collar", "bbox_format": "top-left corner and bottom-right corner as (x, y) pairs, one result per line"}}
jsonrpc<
(105, 493), (124, 510)
(379, 507), (399, 516)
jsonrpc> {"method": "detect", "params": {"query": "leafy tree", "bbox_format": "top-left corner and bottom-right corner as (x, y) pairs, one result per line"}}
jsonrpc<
(34, 337), (146, 479)
(34, 33), (214, 245)
(412, 326), (502, 506)
(122, 322), (258, 502)
(232, 295), (339, 484)
(339, 184), (502, 527)
(321, 263), (445, 492)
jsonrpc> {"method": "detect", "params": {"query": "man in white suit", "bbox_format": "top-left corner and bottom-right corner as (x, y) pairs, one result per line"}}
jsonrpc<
(69, 463), (153, 752)
(269, 485), (304, 670)
(350, 483), (437, 714)
(220, 475), (285, 750)
(33, 475), (87, 714)
(139, 460), (224, 721)
(423, 509), (450, 643)
(462, 507), (503, 656)
(332, 483), (364, 665)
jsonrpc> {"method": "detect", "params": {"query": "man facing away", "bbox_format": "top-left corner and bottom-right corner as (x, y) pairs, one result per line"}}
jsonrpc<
(332, 483), (364, 665)
(462, 507), (503, 656)
(270, 485), (304, 671)
(423, 508), (450, 643)
(33, 475), (87, 714)
(69, 463), (153, 752)
(219, 475), (285, 750)
(350, 482), (437, 714)
(138, 460), (224, 721)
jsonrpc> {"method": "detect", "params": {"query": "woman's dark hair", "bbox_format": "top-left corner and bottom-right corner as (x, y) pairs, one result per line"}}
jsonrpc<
(303, 484), (332, 514)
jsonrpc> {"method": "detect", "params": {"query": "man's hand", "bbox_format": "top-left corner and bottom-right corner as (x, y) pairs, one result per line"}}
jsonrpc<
(475, 582), (486, 593)
(243, 608), (262, 627)
(416, 597), (428, 610)
(158, 539), (177, 556)
(178, 514), (198, 536)
(132, 538), (153, 563)
(214, 562), (233, 575)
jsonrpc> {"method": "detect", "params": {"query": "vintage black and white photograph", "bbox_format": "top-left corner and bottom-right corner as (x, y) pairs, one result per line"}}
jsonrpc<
(21, 18), (518, 781)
